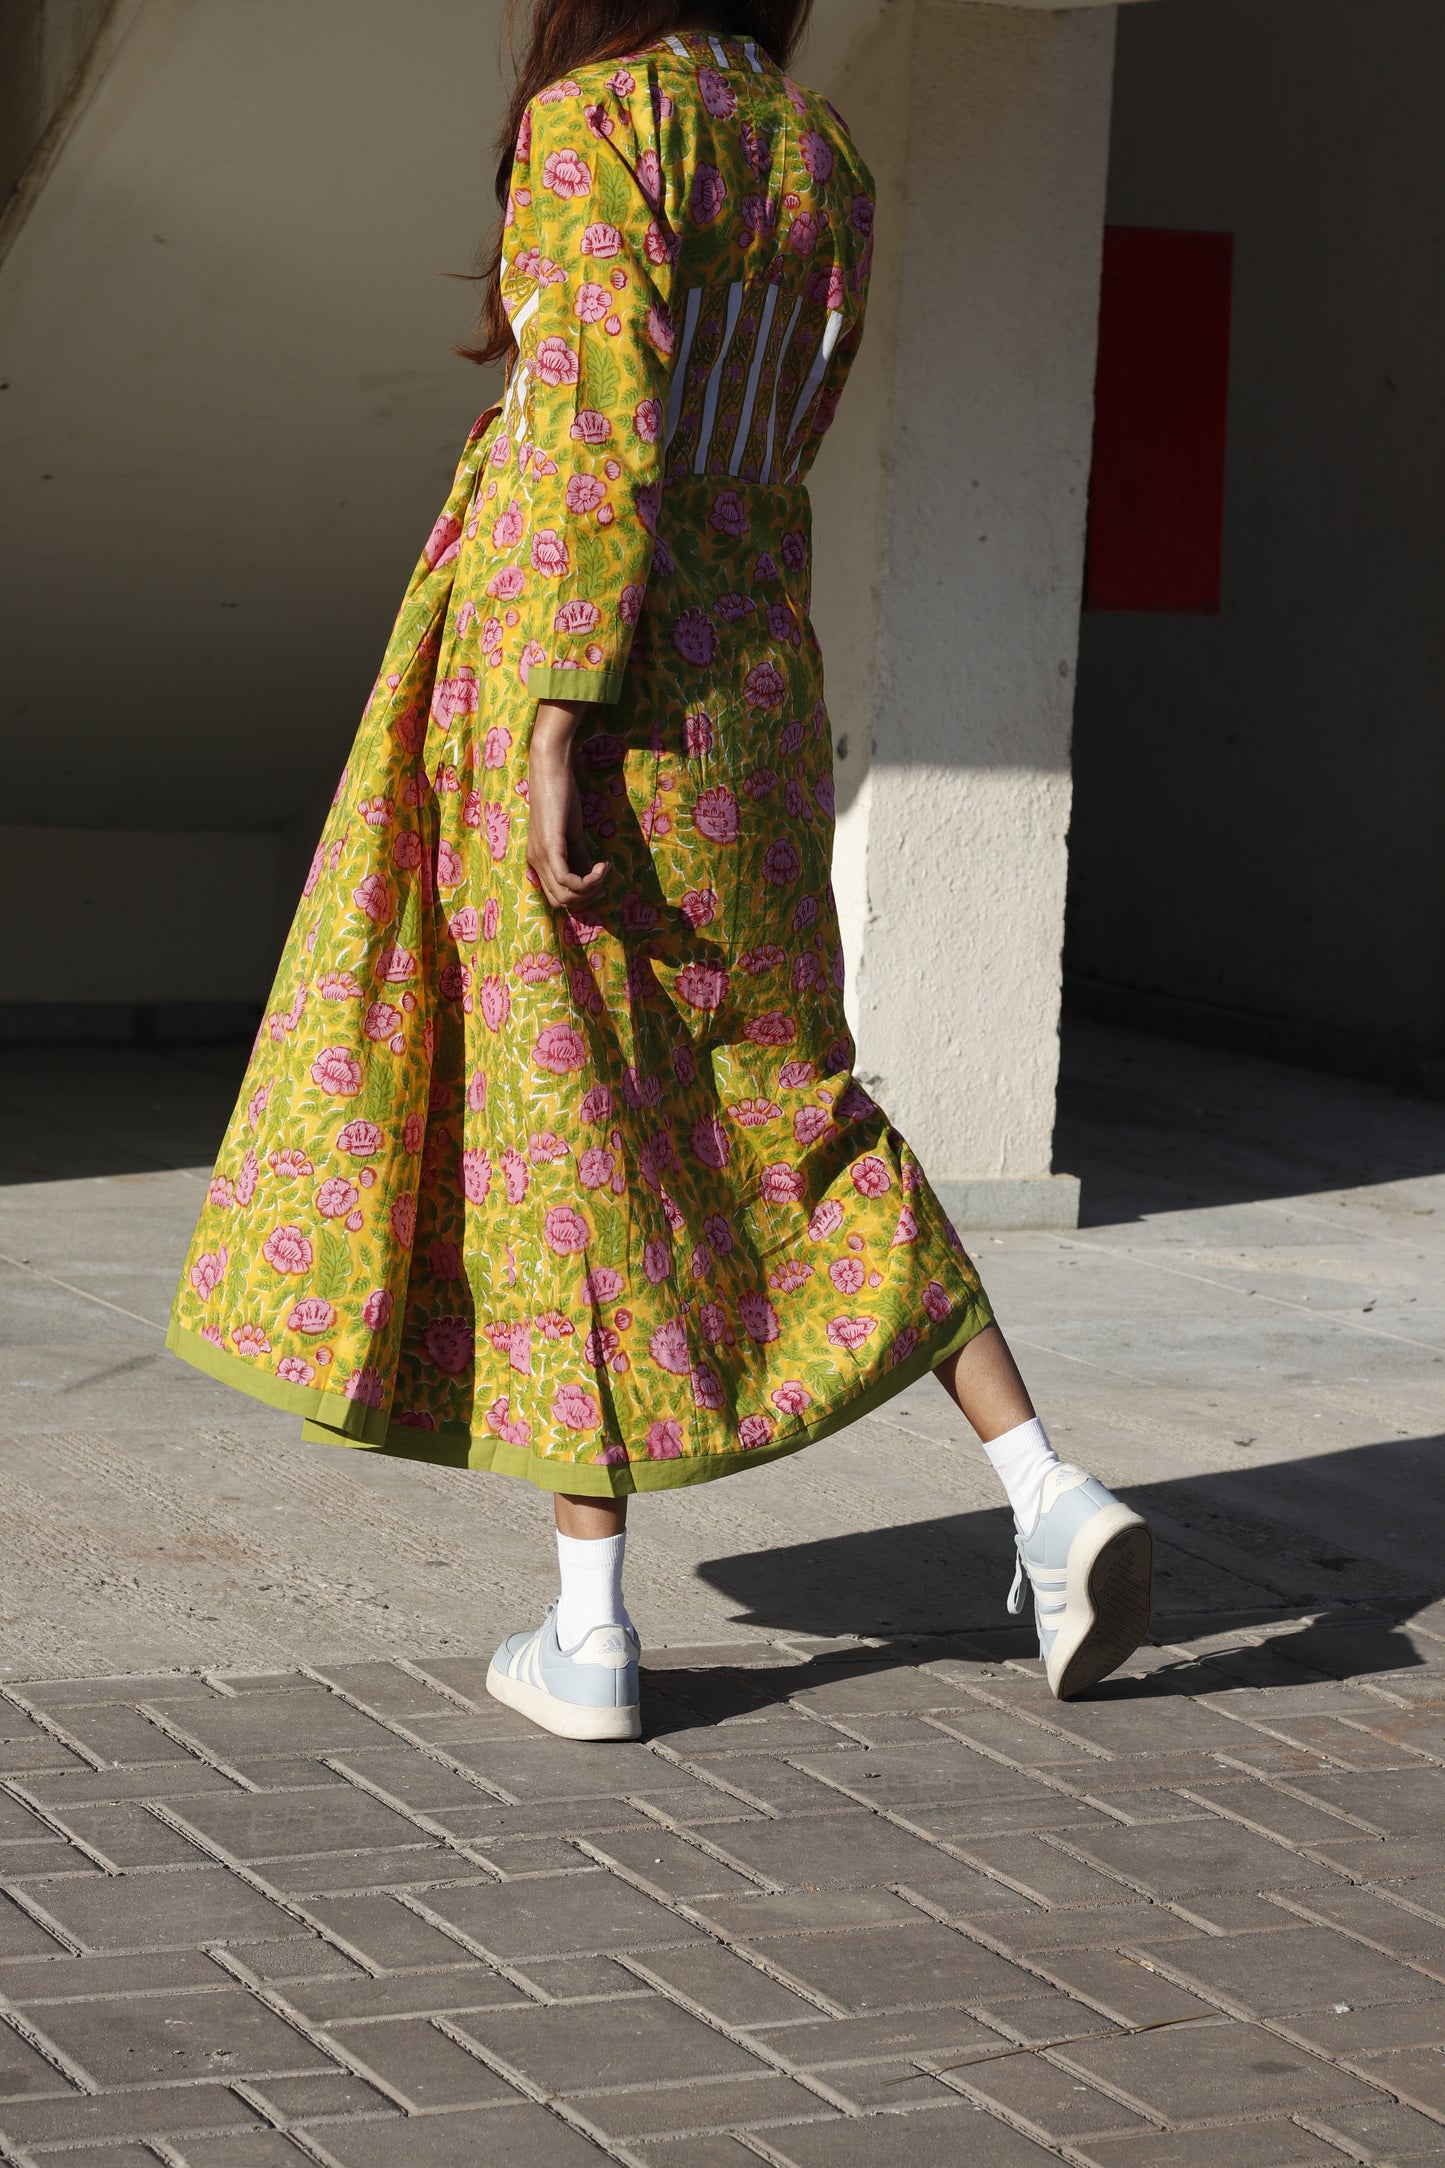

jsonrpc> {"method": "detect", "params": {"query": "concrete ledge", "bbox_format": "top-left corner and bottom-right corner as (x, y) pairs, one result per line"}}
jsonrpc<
(933, 1175), (1081, 1231)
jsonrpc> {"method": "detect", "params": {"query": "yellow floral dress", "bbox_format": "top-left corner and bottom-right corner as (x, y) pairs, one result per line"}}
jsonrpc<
(167, 31), (994, 1494)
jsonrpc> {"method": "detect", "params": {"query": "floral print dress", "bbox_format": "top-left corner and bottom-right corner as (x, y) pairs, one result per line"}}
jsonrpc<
(167, 31), (994, 1495)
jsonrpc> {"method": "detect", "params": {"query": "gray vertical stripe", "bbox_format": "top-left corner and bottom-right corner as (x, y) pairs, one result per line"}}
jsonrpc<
(665, 286), (704, 448)
(760, 294), (804, 484)
(782, 309), (844, 480)
(728, 282), (779, 477)
(695, 280), (745, 475)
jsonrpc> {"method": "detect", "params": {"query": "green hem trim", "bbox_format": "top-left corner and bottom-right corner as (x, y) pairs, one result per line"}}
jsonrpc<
(164, 1320), (392, 1445)
(170, 1292), (994, 1496)
(529, 665), (624, 706)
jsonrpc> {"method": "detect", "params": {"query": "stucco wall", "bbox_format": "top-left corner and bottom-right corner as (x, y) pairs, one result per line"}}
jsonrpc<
(1068, 0), (1445, 1068)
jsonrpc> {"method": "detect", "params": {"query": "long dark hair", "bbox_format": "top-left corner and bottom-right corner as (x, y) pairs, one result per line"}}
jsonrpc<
(462, 0), (816, 366)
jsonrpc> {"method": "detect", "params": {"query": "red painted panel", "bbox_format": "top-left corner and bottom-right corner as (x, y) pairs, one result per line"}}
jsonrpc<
(1084, 226), (1234, 613)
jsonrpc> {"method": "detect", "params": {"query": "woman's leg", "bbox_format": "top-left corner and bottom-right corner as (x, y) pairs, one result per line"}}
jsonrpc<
(934, 1321), (1035, 1443)
(553, 1492), (633, 1651)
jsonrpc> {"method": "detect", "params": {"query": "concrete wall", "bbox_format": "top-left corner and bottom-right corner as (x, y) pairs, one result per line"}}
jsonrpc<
(0, 0), (112, 207)
(1068, 0), (1445, 1077)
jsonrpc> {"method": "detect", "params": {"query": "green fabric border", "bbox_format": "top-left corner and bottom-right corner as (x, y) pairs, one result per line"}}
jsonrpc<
(169, 1285), (995, 1496)
(528, 665), (624, 705)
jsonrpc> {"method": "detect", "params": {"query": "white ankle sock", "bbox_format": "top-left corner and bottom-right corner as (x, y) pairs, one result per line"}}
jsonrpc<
(555, 1530), (633, 1649)
(980, 1415), (1061, 1536)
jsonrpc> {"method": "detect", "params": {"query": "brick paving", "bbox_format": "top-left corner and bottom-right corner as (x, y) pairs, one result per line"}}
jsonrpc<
(0, 1626), (1442, 2163)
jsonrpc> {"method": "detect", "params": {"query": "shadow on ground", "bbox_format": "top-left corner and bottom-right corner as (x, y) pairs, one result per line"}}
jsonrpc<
(652, 1434), (1445, 1725)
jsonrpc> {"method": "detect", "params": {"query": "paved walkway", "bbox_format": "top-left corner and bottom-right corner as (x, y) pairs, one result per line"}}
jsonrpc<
(0, 1021), (1442, 2163)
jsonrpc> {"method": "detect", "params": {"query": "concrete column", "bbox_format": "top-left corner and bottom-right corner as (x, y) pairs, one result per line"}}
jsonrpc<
(809, 0), (1119, 1229)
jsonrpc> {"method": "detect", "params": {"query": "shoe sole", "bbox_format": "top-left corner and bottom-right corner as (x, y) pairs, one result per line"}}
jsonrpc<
(486, 1659), (641, 1742)
(1047, 1504), (1154, 1701)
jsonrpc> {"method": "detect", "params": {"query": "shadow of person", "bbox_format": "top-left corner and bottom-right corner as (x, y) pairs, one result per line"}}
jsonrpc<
(643, 1434), (1444, 1720)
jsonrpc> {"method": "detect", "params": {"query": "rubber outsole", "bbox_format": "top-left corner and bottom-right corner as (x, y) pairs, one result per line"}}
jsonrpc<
(486, 1659), (641, 1742)
(1050, 1514), (1155, 1701)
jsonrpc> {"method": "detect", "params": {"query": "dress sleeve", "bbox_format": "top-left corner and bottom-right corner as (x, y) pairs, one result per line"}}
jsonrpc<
(502, 88), (679, 705)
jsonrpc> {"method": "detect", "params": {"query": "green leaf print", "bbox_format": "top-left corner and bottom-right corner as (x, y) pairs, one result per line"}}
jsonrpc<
(595, 155), (634, 236)
(669, 528), (711, 587)
(360, 1052), (396, 1126)
(573, 528), (612, 599)
(583, 346), (621, 421)
(315, 1230), (353, 1306)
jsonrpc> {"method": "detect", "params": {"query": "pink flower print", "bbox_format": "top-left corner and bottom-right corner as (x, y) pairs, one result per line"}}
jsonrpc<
(575, 280), (611, 325)
(793, 895), (820, 936)
(781, 528), (808, 573)
(743, 769), (778, 804)
(830, 1256), (866, 1296)
(808, 1199), (845, 1241)
(690, 1116), (730, 1171)
(391, 830), (423, 874)
(698, 1215), (732, 1261)
(675, 963), (729, 1011)
(479, 977), (511, 1033)
(716, 592), (757, 624)
(690, 162), (726, 225)
(333, 1120), (381, 1157)
(671, 1045), (698, 1092)
(808, 264), (847, 312)
(744, 662), (787, 710)
(580, 1084), (612, 1121)
(789, 209), (822, 256)
(580, 219), (622, 258)
(632, 396), (663, 444)
(535, 336), (579, 388)
(697, 63), (737, 118)
(403, 1112), (427, 1153)
(639, 797), (671, 841)
(772, 1381), (812, 1417)
(738, 1414), (775, 1451)
(484, 1394), (530, 1448)
(798, 126), (835, 182)
(189, 1247), (228, 1300)
(544, 1206), (591, 1256)
(439, 961), (469, 1003)
(684, 711), (714, 755)
(483, 803), (511, 864)
(852, 1155), (893, 1198)
(692, 786), (739, 842)
(231, 1324), (271, 1358)
(262, 1224), (313, 1275)
(362, 1289), (394, 1333)
(890, 1326), (921, 1368)
(729, 1098), (781, 1129)
(581, 1266), (625, 1304)
(462, 1148), (492, 1204)
(827, 1315), (878, 1353)
(542, 145), (591, 198)
(709, 489), (749, 539)
(449, 906), (479, 946)
(391, 1192), (417, 1245)
(649, 1318), (691, 1375)
(571, 407), (612, 446)
(303, 845), (325, 898)
(744, 1010), (796, 1046)
(502, 1146), (530, 1204)
(552, 1384), (600, 1433)
(201, 1324), (224, 1349)
(315, 1178), (358, 1220)
(535, 1024), (588, 1073)
(646, 1419), (683, 1460)
(363, 1000), (400, 1043)
(770, 1259), (814, 1294)
(484, 724), (513, 769)
(491, 500), (524, 550)
(642, 1239), (672, 1285)
(922, 1280), (953, 1324)
(680, 888), (718, 931)
(489, 566), (526, 601)
(530, 529), (569, 579)
(317, 970), (362, 999)
(287, 1296), (335, 1335)
(429, 1240), (461, 1282)
(692, 1364), (725, 1410)
(762, 839), (801, 886)
(672, 609), (717, 667)
(276, 1356), (315, 1385)
(246, 1082), (271, 1133)
(529, 1130), (570, 1163)
(481, 897), (500, 940)
(344, 1367), (386, 1409)
(738, 1293), (780, 1345)
(891, 1205), (919, 1247)
(620, 583), (646, 624)
(759, 1163), (805, 1205)
(578, 1147), (614, 1191)
(423, 1317), (473, 1375)
(310, 1047), (362, 1100)
(779, 1060), (817, 1090)
(637, 146), (662, 204)
(794, 1106), (833, 1148)
(431, 670), (480, 723)
(377, 945), (416, 982)
(849, 192), (875, 238)
(697, 1301), (726, 1344)
(208, 1177), (235, 1209)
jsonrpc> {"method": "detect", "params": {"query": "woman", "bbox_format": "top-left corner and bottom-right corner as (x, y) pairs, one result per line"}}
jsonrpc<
(168, 0), (1154, 1740)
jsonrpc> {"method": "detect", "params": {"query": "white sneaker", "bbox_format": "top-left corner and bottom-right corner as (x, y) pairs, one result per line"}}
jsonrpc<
(487, 1603), (641, 1742)
(1007, 1464), (1154, 1699)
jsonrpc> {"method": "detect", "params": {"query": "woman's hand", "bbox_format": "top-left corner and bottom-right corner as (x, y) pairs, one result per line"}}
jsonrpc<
(526, 700), (608, 910)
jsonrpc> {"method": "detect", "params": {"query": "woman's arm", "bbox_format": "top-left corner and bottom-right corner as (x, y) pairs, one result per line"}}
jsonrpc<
(525, 698), (608, 909)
